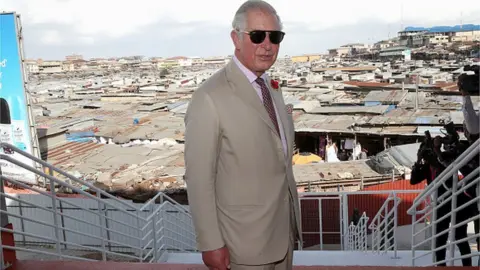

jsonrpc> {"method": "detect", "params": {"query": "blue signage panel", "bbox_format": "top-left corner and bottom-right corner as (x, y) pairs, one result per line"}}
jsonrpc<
(0, 13), (36, 184)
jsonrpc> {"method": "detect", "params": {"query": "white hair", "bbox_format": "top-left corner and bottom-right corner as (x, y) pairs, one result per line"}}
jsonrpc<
(232, 0), (283, 35)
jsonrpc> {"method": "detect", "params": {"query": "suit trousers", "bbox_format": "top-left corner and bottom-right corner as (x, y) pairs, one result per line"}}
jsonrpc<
(230, 196), (295, 270)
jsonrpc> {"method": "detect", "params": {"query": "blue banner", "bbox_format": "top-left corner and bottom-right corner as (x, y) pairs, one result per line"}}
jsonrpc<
(0, 13), (36, 184)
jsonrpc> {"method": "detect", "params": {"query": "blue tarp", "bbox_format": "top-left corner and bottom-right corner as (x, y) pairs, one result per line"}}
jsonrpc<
(66, 131), (95, 142)
(385, 105), (396, 114)
(364, 101), (381, 107)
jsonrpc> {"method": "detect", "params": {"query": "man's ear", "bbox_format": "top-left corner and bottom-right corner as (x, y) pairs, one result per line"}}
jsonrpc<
(231, 30), (241, 50)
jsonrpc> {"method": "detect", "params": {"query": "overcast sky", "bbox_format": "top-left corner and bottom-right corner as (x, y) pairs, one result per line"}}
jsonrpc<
(3, 0), (480, 60)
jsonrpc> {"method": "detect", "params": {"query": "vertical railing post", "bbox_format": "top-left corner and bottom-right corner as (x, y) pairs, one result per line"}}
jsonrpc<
(137, 211), (143, 262)
(393, 192), (398, 259)
(97, 192), (107, 261)
(18, 200), (26, 246)
(364, 217), (368, 251)
(298, 197), (303, 251)
(342, 194), (349, 250)
(411, 206), (417, 267)
(377, 219), (381, 252)
(448, 174), (458, 266)
(151, 204), (158, 262)
(383, 203), (389, 253)
(59, 200), (67, 249)
(318, 199), (323, 251)
(431, 190), (438, 265)
(49, 174), (62, 260)
(340, 196), (343, 250)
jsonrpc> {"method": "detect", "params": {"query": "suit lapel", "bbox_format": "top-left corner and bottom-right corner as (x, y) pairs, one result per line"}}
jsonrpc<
(269, 80), (293, 158)
(225, 62), (279, 137)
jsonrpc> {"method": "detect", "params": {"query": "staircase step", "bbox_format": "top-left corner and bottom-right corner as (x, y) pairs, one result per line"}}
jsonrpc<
(165, 250), (479, 267)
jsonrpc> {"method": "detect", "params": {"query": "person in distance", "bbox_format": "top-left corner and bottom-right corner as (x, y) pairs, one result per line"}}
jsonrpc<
(183, 0), (302, 269)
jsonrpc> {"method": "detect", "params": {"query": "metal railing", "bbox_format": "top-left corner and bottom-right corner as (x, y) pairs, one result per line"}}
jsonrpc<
(346, 212), (369, 251)
(0, 142), (196, 263)
(369, 192), (401, 258)
(407, 138), (480, 267)
(299, 190), (422, 252)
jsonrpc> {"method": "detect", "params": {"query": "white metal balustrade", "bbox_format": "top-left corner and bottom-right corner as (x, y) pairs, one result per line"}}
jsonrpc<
(346, 212), (369, 251)
(0, 142), (196, 263)
(369, 192), (401, 258)
(407, 139), (480, 267)
(299, 190), (421, 252)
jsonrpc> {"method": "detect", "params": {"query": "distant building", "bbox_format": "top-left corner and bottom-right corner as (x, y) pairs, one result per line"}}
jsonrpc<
(378, 46), (411, 61)
(203, 56), (228, 66)
(65, 54), (83, 61)
(328, 47), (351, 58)
(373, 40), (396, 51)
(290, 54), (322, 63)
(62, 62), (75, 72)
(24, 60), (39, 74)
(452, 30), (480, 42)
(191, 57), (204, 66)
(398, 24), (480, 46)
(38, 61), (63, 73)
(157, 56), (192, 68)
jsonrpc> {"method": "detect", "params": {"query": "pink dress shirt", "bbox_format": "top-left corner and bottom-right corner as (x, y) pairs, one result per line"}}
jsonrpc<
(232, 56), (288, 157)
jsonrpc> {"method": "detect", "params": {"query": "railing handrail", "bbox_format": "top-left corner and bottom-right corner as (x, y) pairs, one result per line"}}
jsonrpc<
(1, 142), (197, 263)
(0, 142), (190, 217)
(368, 192), (401, 230)
(0, 142), (136, 210)
(1, 154), (146, 222)
(345, 212), (369, 251)
(301, 190), (422, 196)
(407, 138), (480, 214)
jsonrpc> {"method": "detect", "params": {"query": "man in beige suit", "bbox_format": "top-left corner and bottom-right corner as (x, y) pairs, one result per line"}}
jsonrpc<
(184, 1), (301, 269)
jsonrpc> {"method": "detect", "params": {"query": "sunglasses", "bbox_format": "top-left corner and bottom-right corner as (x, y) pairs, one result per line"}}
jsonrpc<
(240, 30), (285, 45)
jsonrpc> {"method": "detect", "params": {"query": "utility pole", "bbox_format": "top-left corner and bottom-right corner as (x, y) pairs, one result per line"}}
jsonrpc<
(415, 75), (419, 110)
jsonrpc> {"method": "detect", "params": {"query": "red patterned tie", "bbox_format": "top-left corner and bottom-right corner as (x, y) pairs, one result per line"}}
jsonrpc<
(255, 77), (280, 136)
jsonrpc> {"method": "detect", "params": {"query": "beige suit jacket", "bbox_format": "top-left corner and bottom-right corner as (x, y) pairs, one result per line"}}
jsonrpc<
(184, 60), (302, 265)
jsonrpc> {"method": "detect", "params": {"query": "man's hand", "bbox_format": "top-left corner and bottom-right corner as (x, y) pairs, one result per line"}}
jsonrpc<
(202, 246), (230, 270)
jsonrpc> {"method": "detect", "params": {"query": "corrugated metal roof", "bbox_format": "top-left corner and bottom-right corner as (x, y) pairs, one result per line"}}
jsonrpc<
(309, 105), (389, 115)
(364, 90), (408, 104)
(42, 142), (104, 166)
(294, 161), (383, 184)
(168, 101), (189, 114)
(295, 114), (370, 131)
(312, 66), (377, 72)
(293, 101), (320, 113)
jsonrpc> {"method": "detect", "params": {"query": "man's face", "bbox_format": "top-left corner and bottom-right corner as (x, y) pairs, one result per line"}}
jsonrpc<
(231, 9), (281, 76)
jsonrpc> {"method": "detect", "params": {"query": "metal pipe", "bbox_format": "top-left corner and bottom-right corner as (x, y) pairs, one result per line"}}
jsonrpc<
(393, 192), (398, 259)
(448, 174), (458, 266)
(151, 204), (158, 262)
(97, 192), (107, 261)
(318, 199), (323, 250)
(49, 173), (62, 260)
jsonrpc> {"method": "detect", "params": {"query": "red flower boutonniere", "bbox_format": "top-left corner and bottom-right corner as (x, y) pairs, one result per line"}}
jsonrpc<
(270, 79), (279, 90)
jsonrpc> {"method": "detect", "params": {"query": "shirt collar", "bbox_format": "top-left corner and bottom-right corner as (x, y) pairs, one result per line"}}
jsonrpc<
(232, 55), (269, 84)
